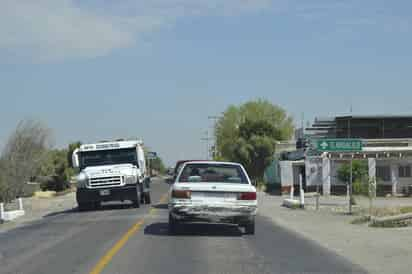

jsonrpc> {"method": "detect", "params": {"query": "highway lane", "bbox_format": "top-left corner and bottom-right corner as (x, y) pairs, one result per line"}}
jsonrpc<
(0, 178), (366, 274)
(0, 178), (168, 274)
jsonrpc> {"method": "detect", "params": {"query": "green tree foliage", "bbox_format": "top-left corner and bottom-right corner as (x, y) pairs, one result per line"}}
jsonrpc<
(37, 149), (72, 192)
(337, 160), (369, 195)
(215, 99), (294, 182)
(150, 157), (166, 174)
(0, 166), (5, 202)
(337, 160), (368, 184)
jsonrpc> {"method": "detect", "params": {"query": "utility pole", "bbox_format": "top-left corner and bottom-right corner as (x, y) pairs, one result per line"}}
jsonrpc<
(201, 131), (212, 160)
(208, 115), (222, 160)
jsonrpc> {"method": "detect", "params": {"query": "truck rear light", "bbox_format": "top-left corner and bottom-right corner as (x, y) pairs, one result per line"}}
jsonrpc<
(237, 192), (257, 200)
(172, 190), (191, 199)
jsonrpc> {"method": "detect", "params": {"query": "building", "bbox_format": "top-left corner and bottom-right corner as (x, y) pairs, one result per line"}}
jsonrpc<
(264, 141), (298, 192)
(307, 115), (412, 139)
(278, 115), (412, 196)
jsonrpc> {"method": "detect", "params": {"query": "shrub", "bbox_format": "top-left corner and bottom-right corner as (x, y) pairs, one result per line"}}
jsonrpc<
(353, 179), (369, 195)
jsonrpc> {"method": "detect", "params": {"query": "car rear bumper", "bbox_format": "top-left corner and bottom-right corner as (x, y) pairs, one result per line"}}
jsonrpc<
(76, 185), (138, 203)
(170, 204), (257, 225)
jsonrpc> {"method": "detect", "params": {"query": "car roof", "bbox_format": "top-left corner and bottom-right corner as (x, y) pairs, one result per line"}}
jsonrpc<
(174, 160), (204, 171)
(181, 161), (243, 166)
(175, 160), (204, 166)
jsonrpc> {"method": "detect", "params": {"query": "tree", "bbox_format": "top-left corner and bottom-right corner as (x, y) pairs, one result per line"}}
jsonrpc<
(150, 157), (166, 174)
(0, 119), (52, 202)
(337, 160), (368, 184)
(337, 160), (369, 195)
(37, 149), (71, 192)
(215, 99), (294, 182)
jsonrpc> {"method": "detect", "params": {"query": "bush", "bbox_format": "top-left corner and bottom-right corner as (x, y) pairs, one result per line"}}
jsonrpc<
(39, 175), (70, 192)
(37, 149), (72, 192)
(353, 179), (369, 195)
(337, 160), (368, 183)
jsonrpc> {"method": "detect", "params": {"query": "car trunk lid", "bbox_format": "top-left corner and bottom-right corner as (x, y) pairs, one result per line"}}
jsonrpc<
(174, 182), (256, 203)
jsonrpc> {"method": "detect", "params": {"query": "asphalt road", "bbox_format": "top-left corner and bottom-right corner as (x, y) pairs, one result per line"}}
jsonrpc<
(0, 178), (366, 274)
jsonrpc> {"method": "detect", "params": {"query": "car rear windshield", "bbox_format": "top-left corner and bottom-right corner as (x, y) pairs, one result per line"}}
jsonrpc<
(178, 164), (248, 184)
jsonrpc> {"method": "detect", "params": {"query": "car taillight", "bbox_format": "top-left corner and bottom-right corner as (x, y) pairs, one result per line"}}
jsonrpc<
(237, 192), (257, 200)
(172, 190), (192, 199)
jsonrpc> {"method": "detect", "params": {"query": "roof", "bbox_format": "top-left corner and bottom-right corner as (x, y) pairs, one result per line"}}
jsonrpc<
(181, 161), (244, 166)
(336, 115), (412, 120)
(79, 140), (143, 152)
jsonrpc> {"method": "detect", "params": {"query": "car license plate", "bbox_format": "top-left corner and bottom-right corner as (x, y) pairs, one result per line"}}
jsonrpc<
(205, 193), (225, 198)
(99, 189), (111, 196)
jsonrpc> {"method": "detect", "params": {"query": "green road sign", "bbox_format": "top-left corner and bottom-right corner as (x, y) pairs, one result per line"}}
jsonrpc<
(316, 139), (363, 152)
(147, 151), (158, 159)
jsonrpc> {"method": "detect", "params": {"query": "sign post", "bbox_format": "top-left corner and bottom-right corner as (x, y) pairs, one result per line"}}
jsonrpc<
(349, 158), (353, 214)
(316, 139), (363, 153)
(315, 139), (363, 215)
(147, 152), (158, 160)
(147, 152), (158, 177)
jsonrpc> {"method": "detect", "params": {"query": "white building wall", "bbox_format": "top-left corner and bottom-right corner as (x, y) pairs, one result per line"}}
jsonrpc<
(305, 157), (322, 187)
(284, 156), (412, 195)
(280, 161), (293, 187)
(330, 159), (412, 194)
(322, 158), (331, 195)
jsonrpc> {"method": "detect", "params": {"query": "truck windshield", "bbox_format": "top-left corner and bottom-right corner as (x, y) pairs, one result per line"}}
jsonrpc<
(80, 148), (138, 169)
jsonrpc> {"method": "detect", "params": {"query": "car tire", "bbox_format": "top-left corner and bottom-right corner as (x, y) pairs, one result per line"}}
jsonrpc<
(168, 213), (178, 235)
(244, 221), (255, 235)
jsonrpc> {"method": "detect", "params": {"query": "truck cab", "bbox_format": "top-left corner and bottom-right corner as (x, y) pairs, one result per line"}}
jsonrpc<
(72, 140), (151, 210)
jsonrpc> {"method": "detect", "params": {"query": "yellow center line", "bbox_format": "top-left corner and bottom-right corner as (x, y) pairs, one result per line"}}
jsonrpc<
(89, 193), (169, 274)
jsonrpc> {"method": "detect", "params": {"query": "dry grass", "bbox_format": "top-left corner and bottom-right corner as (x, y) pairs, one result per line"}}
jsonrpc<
(34, 191), (57, 199)
(353, 206), (412, 227)
(350, 216), (371, 225)
(400, 206), (412, 214)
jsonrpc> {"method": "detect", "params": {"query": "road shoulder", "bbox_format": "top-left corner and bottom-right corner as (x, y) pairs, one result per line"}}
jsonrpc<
(0, 192), (77, 233)
(258, 192), (412, 274)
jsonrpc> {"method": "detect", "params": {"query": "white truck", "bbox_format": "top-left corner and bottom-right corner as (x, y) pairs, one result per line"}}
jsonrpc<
(72, 140), (151, 210)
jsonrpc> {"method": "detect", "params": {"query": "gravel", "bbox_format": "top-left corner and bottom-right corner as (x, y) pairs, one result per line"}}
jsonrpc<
(258, 192), (412, 274)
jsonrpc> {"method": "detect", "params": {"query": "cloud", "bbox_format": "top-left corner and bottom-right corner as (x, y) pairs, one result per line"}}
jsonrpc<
(0, 0), (271, 62)
(296, 0), (409, 27)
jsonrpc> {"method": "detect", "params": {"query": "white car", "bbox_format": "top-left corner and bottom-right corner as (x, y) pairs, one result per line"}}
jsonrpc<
(168, 161), (258, 235)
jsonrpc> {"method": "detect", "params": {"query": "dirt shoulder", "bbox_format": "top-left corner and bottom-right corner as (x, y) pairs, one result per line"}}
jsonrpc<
(0, 192), (77, 233)
(258, 193), (412, 274)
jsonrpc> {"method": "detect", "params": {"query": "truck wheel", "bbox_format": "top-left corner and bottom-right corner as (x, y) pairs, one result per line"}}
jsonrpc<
(244, 221), (255, 235)
(139, 185), (145, 204)
(93, 201), (101, 210)
(133, 194), (141, 208)
(168, 213), (178, 235)
(144, 193), (152, 204)
(78, 203), (90, 212)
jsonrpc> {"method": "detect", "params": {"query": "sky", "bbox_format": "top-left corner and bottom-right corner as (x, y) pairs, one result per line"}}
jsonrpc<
(1, 0), (412, 166)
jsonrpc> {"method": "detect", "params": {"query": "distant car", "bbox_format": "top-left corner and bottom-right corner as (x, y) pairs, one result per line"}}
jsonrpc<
(166, 168), (174, 176)
(172, 160), (204, 181)
(168, 161), (258, 235)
